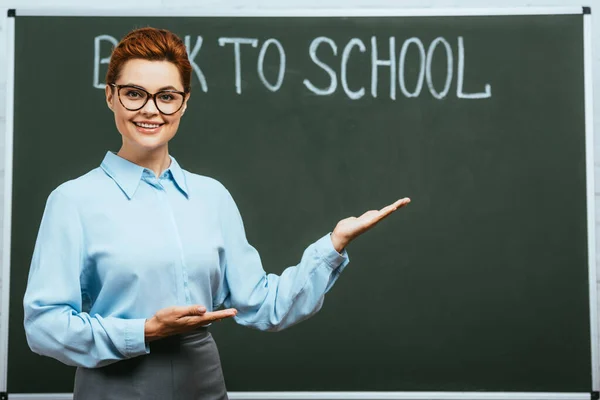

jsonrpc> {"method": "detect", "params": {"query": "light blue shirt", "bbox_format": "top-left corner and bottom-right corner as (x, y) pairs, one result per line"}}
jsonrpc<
(23, 151), (349, 368)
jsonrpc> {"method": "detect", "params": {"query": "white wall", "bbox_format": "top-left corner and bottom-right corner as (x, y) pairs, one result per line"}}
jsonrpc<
(1, 0), (600, 386)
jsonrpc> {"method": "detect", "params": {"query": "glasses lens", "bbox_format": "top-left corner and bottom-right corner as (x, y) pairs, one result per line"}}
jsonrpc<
(155, 91), (185, 115)
(118, 87), (148, 111)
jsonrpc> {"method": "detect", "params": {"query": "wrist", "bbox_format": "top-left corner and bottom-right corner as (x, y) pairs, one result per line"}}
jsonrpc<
(144, 318), (161, 342)
(330, 232), (348, 253)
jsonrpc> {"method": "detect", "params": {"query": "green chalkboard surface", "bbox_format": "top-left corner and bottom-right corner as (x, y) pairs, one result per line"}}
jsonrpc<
(7, 11), (593, 394)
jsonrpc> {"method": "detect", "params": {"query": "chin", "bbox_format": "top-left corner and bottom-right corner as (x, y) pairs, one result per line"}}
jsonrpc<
(137, 139), (170, 151)
(116, 120), (177, 153)
(126, 133), (171, 152)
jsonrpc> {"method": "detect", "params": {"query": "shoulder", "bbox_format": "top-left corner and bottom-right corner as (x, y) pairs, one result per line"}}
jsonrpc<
(48, 167), (109, 204)
(181, 169), (232, 198)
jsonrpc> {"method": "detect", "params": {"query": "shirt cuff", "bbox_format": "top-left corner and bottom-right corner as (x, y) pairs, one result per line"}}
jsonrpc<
(124, 318), (151, 357)
(314, 233), (349, 270)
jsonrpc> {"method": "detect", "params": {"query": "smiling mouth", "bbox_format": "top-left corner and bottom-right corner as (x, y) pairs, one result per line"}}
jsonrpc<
(134, 122), (164, 129)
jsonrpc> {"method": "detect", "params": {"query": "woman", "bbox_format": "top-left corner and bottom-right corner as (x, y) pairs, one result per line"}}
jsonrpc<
(23, 27), (410, 399)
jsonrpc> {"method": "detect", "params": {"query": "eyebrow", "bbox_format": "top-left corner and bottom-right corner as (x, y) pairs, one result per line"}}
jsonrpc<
(122, 83), (182, 92)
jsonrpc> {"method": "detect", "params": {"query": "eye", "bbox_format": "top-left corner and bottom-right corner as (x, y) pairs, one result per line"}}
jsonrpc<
(158, 93), (175, 102)
(124, 89), (145, 99)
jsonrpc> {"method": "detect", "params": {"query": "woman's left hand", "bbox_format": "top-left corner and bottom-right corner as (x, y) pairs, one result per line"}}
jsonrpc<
(330, 197), (411, 253)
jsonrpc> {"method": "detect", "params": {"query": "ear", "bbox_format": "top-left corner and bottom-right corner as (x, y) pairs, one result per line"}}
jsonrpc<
(105, 84), (115, 112)
(182, 92), (191, 115)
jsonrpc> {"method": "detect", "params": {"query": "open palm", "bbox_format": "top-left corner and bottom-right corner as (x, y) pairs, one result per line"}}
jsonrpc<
(330, 197), (411, 252)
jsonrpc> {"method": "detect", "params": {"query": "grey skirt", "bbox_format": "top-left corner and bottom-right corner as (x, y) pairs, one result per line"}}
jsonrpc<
(73, 328), (228, 400)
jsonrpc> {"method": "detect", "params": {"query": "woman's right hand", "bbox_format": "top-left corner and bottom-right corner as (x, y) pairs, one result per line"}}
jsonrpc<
(144, 305), (237, 342)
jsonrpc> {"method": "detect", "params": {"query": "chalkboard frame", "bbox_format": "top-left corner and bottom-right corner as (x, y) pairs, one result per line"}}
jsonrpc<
(0, 7), (597, 400)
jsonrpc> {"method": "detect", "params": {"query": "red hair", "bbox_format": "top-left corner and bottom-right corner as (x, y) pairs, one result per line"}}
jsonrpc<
(106, 27), (191, 92)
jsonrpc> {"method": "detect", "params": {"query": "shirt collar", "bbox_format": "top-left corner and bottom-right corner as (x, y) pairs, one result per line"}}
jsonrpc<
(100, 151), (189, 199)
(167, 156), (189, 198)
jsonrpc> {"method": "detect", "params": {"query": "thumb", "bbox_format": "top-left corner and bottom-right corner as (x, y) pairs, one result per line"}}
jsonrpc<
(185, 305), (207, 316)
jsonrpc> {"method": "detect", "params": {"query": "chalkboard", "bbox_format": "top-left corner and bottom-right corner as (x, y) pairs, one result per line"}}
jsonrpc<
(4, 9), (595, 397)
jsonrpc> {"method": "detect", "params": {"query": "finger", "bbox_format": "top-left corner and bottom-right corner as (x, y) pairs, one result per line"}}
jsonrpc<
(384, 197), (411, 211)
(393, 197), (411, 208)
(358, 210), (380, 219)
(206, 309), (238, 322)
(183, 308), (238, 327)
(182, 305), (207, 317)
(372, 197), (411, 223)
(381, 197), (411, 214)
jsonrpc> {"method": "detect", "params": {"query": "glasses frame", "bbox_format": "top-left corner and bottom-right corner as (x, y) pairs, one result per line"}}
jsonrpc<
(109, 83), (188, 116)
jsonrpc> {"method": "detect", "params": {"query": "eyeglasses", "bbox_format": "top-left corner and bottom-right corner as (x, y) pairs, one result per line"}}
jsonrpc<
(110, 84), (188, 115)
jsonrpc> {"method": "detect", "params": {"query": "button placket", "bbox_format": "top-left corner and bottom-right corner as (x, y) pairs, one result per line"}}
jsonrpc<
(141, 174), (185, 305)
(156, 178), (192, 305)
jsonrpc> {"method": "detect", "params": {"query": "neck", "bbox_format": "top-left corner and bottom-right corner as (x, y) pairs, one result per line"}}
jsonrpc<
(117, 143), (171, 178)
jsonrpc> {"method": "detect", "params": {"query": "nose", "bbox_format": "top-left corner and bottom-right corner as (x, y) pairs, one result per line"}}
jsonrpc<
(140, 96), (160, 115)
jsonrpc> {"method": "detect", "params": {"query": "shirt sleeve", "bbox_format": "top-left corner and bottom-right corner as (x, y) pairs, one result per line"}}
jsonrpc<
(23, 189), (149, 369)
(215, 188), (350, 332)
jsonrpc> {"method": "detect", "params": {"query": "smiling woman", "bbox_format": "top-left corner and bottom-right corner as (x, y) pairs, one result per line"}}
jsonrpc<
(21, 27), (409, 400)
(106, 60), (189, 165)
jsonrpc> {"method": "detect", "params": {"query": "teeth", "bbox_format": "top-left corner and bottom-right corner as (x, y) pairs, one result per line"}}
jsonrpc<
(135, 122), (161, 129)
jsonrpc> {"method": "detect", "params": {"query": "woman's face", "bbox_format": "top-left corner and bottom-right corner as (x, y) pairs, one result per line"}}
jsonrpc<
(105, 59), (189, 153)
